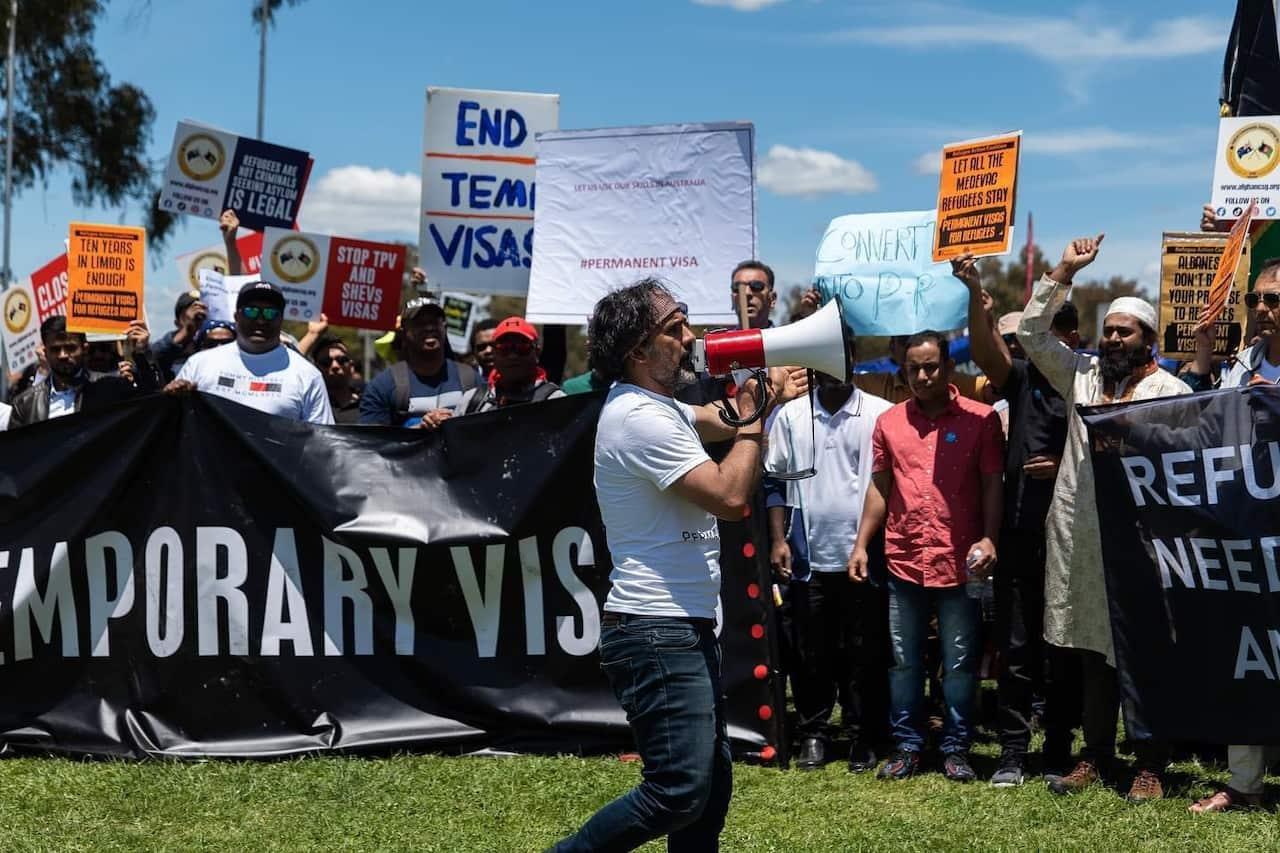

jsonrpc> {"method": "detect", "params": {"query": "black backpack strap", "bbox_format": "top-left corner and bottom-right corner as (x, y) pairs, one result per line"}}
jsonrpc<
(531, 381), (560, 402)
(390, 361), (412, 418)
(456, 361), (478, 392)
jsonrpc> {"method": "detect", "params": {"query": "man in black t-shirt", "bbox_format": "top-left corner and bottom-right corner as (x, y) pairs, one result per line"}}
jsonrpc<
(957, 254), (1077, 788)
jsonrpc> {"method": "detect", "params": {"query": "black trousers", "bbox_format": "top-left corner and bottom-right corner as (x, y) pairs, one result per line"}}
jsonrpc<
(994, 527), (1060, 756)
(1057, 646), (1170, 774)
(791, 571), (890, 748)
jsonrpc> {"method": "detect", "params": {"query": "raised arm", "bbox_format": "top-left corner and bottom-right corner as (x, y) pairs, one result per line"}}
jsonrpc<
(220, 210), (243, 275)
(1017, 234), (1103, 398)
(954, 253), (1011, 389)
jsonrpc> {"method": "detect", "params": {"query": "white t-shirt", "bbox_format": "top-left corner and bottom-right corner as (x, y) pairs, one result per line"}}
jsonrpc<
(595, 383), (719, 619)
(177, 343), (334, 424)
(765, 388), (892, 572)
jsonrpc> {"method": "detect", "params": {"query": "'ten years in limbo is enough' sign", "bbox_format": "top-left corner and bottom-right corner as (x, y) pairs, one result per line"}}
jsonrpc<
(66, 223), (145, 335)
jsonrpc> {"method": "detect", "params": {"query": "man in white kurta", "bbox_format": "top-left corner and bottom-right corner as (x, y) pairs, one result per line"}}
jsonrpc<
(1017, 234), (1189, 803)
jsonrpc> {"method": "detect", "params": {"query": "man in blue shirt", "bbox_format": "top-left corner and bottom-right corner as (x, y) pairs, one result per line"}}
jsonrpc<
(359, 295), (477, 428)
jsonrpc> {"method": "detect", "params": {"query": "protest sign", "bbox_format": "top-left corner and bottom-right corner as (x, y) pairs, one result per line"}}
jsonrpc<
(442, 291), (484, 353)
(419, 88), (559, 296)
(932, 132), (1021, 261)
(262, 228), (405, 329)
(814, 210), (968, 335)
(159, 120), (311, 232)
(66, 223), (144, 335)
(174, 231), (264, 290)
(1158, 231), (1252, 359)
(1211, 116), (1280, 220)
(197, 269), (235, 324)
(1083, 388), (1280, 744)
(528, 122), (755, 326)
(1, 280), (40, 371)
(1203, 201), (1255, 327)
(29, 253), (69, 322)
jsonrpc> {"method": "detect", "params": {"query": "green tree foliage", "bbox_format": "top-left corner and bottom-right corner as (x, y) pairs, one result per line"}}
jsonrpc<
(1, 1), (167, 253)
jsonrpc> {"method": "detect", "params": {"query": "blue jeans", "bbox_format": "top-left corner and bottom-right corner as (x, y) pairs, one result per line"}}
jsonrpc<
(552, 615), (733, 853)
(887, 576), (980, 755)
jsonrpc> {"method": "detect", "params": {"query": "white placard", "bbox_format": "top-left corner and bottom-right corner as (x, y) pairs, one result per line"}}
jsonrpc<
(260, 227), (329, 322)
(419, 87), (559, 296)
(1211, 116), (1280, 219)
(442, 291), (486, 353)
(198, 269), (233, 324)
(527, 122), (755, 326)
(1, 279), (40, 371)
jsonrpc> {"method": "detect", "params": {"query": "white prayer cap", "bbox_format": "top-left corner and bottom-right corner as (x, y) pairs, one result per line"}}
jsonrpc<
(1104, 296), (1157, 332)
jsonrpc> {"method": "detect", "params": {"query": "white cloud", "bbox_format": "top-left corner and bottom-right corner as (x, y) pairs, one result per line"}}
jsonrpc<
(758, 144), (877, 196)
(823, 10), (1224, 99)
(913, 150), (942, 176)
(693, 0), (787, 10)
(296, 165), (420, 237)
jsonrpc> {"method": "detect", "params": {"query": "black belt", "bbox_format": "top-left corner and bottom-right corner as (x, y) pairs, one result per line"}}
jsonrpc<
(601, 611), (715, 630)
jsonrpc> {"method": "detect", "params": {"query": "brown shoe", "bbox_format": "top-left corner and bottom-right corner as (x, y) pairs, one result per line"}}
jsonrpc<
(1126, 769), (1165, 803)
(1048, 760), (1100, 795)
(1189, 787), (1262, 814)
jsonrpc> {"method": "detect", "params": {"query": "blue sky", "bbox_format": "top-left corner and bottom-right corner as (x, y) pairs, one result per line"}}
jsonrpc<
(10, 0), (1234, 326)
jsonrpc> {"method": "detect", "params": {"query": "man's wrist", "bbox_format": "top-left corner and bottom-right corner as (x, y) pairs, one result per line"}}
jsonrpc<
(1048, 263), (1074, 285)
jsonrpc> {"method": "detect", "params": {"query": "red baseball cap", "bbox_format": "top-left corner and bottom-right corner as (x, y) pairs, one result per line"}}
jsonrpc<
(494, 316), (538, 342)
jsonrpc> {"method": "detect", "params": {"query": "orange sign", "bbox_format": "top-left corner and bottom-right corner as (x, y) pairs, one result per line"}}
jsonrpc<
(66, 222), (146, 334)
(932, 132), (1021, 262)
(1201, 200), (1256, 328)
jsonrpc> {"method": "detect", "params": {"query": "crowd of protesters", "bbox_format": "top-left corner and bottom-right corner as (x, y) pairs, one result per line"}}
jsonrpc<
(2, 205), (1278, 817)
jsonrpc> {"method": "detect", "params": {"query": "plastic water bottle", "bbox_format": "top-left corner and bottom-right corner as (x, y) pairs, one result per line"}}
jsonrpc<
(965, 548), (985, 599)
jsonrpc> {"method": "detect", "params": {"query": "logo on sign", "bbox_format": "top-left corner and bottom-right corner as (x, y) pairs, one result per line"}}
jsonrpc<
(270, 235), (321, 284)
(187, 251), (229, 288)
(4, 288), (31, 334)
(1226, 122), (1280, 179)
(177, 133), (227, 182)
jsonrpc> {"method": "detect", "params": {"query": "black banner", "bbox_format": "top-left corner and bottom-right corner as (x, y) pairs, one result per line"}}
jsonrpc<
(1083, 386), (1280, 744)
(0, 393), (782, 760)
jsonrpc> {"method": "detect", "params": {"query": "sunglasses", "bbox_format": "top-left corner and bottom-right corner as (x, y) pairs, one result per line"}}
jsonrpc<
(731, 280), (768, 294)
(1245, 292), (1280, 309)
(494, 339), (534, 356)
(240, 305), (281, 321)
(323, 354), (351, 366)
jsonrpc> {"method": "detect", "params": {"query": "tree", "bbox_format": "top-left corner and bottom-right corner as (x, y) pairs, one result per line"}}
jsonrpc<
(2, 1), (167, 254)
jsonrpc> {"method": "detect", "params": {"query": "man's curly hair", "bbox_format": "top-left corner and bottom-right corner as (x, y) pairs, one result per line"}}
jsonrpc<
(587, 278), (671, 382)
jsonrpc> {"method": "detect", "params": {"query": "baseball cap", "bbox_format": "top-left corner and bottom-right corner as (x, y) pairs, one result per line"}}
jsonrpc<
(401, 294), (445, 322)
(494, 316), (538, 342)
(174, 289), (203, 320)
(996, 311), (1023, 337)
(236, 279), (286, 310)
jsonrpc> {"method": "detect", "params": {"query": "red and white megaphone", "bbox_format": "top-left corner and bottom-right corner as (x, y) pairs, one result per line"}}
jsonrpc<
(691, 299), (848, 379)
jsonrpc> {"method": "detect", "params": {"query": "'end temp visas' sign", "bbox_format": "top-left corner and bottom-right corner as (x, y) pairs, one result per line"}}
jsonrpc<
(66, 223), (145, 335)
(419, 87), (559, 296)
(932, 131), (1021, 262)
(261, 227), (405, 330)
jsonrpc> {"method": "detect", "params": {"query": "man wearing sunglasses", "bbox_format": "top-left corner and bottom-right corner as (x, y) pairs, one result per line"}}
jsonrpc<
(457, 317), (563, 413)
(1186, 258), (1280, 389)
(167, 280), (333, 425)
(311, 336), (362, 424)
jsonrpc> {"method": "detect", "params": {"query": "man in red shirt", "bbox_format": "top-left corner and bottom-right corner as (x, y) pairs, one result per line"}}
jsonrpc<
(849, 330), (1004, 782)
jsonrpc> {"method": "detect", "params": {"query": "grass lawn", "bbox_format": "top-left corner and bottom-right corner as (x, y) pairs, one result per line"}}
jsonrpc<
(1, 732), (1278, 852)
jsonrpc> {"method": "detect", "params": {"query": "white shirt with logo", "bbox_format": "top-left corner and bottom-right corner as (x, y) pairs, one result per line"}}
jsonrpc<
(766, 388), (892, 571)
(177, 342), (334, 425)
(595, 383), (719, 619)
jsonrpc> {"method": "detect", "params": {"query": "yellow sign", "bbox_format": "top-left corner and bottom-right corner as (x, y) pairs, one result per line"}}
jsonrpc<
(932, 131), (1021, 261)
(1158, 231), (1251, 360)
(66, 222), (146, 335)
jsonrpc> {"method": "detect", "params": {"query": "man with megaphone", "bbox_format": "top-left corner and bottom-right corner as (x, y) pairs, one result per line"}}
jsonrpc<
(552, 278), (807, 853)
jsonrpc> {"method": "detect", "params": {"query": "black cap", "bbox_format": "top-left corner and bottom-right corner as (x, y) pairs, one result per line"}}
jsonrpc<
(236, 280), (286, 310)
(174, 289), (203, 320)
(401, 293), (445, 322)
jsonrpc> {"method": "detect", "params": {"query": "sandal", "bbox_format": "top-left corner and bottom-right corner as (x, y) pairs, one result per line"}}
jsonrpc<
(1188, 787), (1263, 814)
